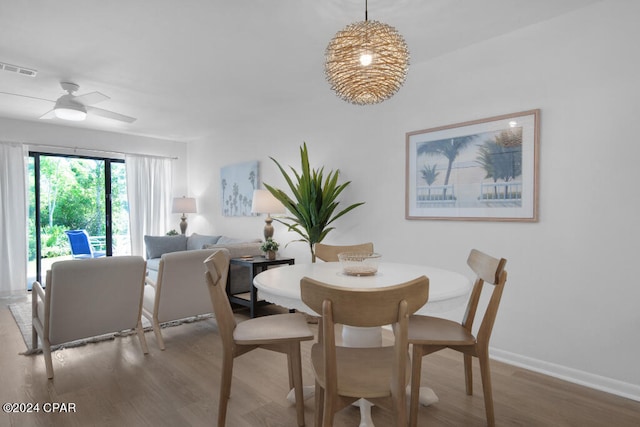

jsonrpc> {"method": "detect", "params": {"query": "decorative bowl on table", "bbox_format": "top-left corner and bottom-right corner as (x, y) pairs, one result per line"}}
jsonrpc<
(338, 252), (382, 276)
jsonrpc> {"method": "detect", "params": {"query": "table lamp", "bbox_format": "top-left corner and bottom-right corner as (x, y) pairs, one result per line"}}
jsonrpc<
(172, 196), (197, 235)
(251, 189), (286, 240)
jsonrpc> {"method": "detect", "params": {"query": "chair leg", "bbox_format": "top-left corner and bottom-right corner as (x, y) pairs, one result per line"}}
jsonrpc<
(314, 381), (324, 427)
(32, 293), (41, 351)
(218, 354), (234, 427)
(322, 387), (334, 427)
(464, 353), (473, 395)
(135, 320), (149, 354)
(287, 351), (295, 391)
(394, 385), (407, 427)
(409, 345), (424, 427)
(152, 317), (165, 350)
(289, 344), (306, 427)
(478, 351), (495, 427)
(32, 325), (38, 351)
(42, 339), (54, 379)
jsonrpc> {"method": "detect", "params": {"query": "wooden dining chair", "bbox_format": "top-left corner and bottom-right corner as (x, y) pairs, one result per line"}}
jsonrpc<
(203, 250), (314, 427)
(408, 249), (507, 427)
(314, 242), (374, 262)
(300, 275), (429, 427)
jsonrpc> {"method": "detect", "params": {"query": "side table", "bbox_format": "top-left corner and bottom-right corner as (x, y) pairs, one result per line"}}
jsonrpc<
(227, 256), (295, 318)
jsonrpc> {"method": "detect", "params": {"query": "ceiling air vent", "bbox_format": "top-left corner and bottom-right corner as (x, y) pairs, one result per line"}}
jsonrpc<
(0, 61), (37, 77)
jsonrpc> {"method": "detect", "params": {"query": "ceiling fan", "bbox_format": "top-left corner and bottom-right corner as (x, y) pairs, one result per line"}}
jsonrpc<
(1, 81), (136, 123)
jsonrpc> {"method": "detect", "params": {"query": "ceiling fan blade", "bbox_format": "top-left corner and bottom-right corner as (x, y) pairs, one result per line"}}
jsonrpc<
(87, 106), (136, 123)
(0, 91), (54, 103)
(39, 109), (56, 119)
(73, 91), (110, 106)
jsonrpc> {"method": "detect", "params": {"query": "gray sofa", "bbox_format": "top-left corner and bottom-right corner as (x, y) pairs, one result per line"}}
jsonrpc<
(144, 233), (263, 294)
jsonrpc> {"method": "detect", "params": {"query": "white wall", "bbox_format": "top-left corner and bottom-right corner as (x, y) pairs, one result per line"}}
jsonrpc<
(187, 0), (640, 400)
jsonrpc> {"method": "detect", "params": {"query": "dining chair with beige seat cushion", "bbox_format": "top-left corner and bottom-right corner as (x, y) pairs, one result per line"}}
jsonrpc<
(314, 242), (374, 262)
(408, 249), (507, 427)
(204, 249), (314, 427)
(142, 248), (218, 350)
(31, 256), (149, 379)
(300, 275), (429, 427)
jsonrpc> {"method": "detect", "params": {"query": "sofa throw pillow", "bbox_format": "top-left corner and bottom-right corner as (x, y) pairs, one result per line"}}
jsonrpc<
(144, 234), (187, 259)
(187, 233), (221, 251)
(216, 236), (261, 245)
(203, 242), (263, 258)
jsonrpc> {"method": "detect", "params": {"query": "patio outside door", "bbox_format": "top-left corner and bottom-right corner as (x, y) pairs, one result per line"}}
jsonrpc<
(27, 152), (131, 288)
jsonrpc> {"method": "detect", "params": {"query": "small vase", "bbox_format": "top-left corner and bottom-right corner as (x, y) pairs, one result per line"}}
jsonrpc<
(266, 250), (276, 260)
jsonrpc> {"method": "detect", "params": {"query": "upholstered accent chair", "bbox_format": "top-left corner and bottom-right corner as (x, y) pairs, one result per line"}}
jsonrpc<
(142, 248), (218, 349)
(31, 256), (149, 379)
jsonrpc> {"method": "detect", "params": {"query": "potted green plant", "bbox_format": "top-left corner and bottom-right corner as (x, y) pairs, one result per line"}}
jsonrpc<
(264, 143), (365, 262)
(260, 237), (280, 260)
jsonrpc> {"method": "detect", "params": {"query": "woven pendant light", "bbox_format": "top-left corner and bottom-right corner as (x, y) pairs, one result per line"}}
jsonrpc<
(325, 1), (410, 105)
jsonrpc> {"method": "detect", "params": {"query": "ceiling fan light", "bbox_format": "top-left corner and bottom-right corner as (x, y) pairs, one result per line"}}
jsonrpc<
(54, 107), (87, 121)
(54, 97), (87, 121)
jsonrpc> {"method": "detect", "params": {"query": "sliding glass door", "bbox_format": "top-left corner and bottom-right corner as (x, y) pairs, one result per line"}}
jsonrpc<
(27, 153), (130, 288)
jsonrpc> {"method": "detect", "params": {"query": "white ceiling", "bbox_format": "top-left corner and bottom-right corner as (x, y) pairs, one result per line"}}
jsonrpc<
(0, 0), (598, 142)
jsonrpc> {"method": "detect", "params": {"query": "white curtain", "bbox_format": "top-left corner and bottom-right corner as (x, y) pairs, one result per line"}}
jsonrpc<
(0, 142), (28, 295)
(125, 155), (173, 257)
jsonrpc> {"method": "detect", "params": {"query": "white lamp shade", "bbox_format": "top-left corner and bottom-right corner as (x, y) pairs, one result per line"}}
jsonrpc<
(251, 189), (286, 214)
(172, 197), (197, 214)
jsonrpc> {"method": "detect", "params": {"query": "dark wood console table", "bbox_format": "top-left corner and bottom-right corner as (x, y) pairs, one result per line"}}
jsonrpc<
(227, 256), (295, 318)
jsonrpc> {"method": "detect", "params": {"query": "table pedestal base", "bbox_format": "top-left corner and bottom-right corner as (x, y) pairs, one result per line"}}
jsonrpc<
(349, 388), (438, 427)
(341, 325), (382, 347)
(286, 385), (315, 403)
(286, 388), (438, 427)
(418, 386), (439, 406)
(356, 399), (375, 427)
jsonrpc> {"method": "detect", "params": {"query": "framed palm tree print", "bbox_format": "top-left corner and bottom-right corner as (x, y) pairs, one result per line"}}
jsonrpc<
(406, 109), (539, 221)
(220, 161), (259, 216)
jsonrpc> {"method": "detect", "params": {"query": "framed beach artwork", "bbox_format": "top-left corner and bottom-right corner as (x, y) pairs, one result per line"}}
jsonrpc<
(406, 109), (539, 221)
(220, 161), (259, 216)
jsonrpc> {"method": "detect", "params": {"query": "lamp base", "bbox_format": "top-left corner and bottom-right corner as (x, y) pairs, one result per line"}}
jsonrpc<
(180, 215), (188, 235)
(263, 215), (274, 240)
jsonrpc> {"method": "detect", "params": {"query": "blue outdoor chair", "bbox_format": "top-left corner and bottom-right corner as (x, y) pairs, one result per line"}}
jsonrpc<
(65, 230), (106, 259)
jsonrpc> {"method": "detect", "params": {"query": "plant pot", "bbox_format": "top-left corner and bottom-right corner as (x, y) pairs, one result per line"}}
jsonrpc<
(266, 250), (277, 260)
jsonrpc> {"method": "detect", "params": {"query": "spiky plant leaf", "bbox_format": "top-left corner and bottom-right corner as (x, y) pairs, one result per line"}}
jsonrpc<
(264, 143), (364, 261)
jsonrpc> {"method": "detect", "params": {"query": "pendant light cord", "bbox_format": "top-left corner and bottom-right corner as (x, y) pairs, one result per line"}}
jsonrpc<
(365, 0), (368, 21)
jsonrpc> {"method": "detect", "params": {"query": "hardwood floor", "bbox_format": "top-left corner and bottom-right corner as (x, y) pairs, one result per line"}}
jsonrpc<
(1, 295), (639, 426)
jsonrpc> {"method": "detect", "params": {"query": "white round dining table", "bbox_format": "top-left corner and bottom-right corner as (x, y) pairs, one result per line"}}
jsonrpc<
(253, 261), (471, 427)
(253, 261), (471, 316)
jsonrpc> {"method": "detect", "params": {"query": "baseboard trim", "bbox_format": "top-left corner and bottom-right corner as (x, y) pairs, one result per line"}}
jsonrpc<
(490, 348), (640, 402)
